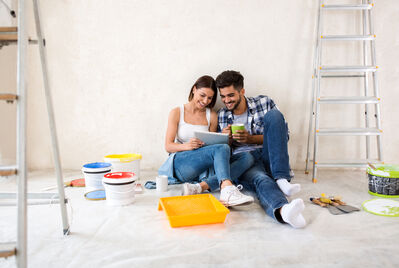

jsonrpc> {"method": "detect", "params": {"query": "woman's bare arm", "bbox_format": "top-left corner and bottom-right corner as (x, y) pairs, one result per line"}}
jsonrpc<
(164, 107), (204, 153)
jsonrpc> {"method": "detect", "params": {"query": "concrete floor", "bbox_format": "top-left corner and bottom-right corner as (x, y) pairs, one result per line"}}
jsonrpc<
(0, 169), (398, 267)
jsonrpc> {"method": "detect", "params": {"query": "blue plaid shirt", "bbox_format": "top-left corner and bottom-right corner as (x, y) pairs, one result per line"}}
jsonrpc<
(217, 95), (278, 135)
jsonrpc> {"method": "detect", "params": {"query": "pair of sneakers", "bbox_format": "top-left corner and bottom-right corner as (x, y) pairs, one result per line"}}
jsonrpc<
(182, 183), (254, 207)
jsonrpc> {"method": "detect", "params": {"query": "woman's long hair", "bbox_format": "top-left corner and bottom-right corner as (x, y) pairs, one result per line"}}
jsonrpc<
(188, 75), (217, 108)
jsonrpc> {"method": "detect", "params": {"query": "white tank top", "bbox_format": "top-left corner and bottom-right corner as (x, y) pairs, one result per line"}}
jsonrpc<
(176, 104), (210, 144)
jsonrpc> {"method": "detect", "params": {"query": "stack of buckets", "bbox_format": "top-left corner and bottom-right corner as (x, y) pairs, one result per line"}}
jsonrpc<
(82, 154), (142, 206)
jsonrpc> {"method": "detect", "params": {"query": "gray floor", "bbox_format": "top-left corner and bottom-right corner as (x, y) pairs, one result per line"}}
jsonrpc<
(1, 169), (398, 268)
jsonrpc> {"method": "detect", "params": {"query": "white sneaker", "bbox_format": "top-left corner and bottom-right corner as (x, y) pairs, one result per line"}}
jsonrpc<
(182, 183), (202, 196)
(219, 185), (254, 207)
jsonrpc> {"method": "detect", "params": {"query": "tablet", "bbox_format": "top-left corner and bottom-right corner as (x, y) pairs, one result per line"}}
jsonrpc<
(194, 131), (229, 146)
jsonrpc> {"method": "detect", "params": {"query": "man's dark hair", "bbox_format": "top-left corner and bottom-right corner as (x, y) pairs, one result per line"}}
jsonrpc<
(215, 70), (244, 91)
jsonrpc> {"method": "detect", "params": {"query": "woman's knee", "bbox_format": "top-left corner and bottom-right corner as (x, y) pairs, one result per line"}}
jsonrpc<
(212, 143), (230, 153)
(234, 152), (254, 168)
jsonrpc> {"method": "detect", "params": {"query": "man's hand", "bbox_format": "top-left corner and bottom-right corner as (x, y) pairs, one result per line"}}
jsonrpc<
(184, 138), (204, 150)
(232, 129), (250, 143)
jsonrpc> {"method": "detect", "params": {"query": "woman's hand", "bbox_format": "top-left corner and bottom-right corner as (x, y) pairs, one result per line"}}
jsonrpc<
(222, 125), (232, 138)
(184, 138), (204, 150)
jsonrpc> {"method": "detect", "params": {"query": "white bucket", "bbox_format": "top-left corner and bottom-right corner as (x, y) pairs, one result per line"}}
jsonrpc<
(103, 172), (137, 206)
(104, 154), (142, 179)
(82, 162), (112, 193)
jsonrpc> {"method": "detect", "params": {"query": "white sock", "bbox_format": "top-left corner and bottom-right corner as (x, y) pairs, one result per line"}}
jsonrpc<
(195, 183), (202, 193)
(277, 178), (301, 196)
(280, 199), (306, 229)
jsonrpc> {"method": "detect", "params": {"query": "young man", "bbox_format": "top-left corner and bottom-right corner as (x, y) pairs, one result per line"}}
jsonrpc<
(216, 70), (306, 228)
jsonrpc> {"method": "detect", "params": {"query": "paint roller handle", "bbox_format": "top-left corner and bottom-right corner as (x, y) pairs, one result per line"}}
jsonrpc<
(310, 197), (327, 207)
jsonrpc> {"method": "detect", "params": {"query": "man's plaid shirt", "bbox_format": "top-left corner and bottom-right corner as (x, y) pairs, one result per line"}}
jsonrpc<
(217, 95), (278, 135)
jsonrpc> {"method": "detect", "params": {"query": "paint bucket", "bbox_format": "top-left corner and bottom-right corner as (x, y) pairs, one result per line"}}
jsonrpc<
(82, 162), (112, 193)
(103, 172), (137, 206)
(367, 164), (399, 198)
(104, 154), (142, 179)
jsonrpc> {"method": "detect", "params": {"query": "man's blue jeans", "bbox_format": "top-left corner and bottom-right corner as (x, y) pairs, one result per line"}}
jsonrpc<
(261, 109), (291, 181)
(240, 149), (288, 222)
(236, 110), (291, 221)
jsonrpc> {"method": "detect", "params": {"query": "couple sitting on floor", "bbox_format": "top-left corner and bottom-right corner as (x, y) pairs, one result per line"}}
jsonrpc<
(158, 70), (306, 229)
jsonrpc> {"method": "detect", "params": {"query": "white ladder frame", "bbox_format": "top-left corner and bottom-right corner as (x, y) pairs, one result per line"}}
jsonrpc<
(0, 1), (70, 267)
(305, 0), (383, 182)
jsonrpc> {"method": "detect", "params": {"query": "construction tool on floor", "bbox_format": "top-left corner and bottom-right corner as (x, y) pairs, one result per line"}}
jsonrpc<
(310, 194), (360, 215)
(305, 0), (383, 183)
(0, 1), (70, 266)
(310, 197), (346, 215)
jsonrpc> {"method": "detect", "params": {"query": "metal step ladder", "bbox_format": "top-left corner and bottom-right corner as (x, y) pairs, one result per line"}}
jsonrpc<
(305, 0), (383, 183)
(0, 1), (70, 267)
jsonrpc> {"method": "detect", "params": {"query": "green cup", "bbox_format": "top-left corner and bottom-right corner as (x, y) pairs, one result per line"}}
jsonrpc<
(231, 124), (245, 134)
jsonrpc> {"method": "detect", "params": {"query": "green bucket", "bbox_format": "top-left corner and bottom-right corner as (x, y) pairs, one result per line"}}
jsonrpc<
(367, 164), (399, 198)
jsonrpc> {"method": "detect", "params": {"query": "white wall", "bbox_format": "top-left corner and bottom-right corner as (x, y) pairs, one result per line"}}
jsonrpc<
(1, 0), (398, 171)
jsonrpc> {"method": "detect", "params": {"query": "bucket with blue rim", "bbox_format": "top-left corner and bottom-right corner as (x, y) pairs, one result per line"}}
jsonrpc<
(82, 162), (112, 193)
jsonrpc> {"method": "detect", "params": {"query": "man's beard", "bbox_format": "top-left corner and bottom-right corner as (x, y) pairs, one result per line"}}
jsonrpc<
(226, 96), (242, 111)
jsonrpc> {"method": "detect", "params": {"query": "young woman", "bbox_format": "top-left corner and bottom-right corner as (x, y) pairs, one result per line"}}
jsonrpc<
(158, 75), (254, 206)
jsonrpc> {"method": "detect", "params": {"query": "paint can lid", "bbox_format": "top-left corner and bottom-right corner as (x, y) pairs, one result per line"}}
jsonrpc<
(82, 162), (112, 173)
(104, 154), (142, 163)
(367, 164), (399, 178)
(85, 190), (106, 201)
(103, 172), (137, 184)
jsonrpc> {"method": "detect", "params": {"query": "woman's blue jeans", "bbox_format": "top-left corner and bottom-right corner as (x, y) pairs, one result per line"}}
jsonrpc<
(201, 152), (255, 192)
(173, 144), (232, 185)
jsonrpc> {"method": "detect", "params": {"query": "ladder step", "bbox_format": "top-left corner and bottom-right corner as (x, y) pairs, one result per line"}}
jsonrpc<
(0, 34), (18, 41)
(0, 27), (18, 41)
(317, 128), (382, 136)
(0, 27), (18, 33)
(321, 74), (366, 78)
(315, 160), (380, 168)
(0, 242), (16, 258)
(321, 35), (375, 41)
(320, 66), (377, 73)
(322, 4), (373, 10)
(318, 96), (380, 104)
(0, 166), (17, 176)
(0, 27), (36, 44)
(0, 94), (18, 101)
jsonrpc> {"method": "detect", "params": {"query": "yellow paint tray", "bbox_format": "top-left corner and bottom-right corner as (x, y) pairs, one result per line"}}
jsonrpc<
(158, 194), (230, 227)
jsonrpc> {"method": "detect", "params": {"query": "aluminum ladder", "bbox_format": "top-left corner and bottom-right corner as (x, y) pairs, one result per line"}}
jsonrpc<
(0, 1), (70, 267)
(305, 0), (383, 183)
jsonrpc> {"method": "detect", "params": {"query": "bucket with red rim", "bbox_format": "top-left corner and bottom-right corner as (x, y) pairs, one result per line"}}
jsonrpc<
(103, 172), (137, 206)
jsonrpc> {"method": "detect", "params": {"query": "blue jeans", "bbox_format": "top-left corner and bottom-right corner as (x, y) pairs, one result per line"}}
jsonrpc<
(201, 152), (255, 192)
(173, 144), (232, 185)
(239, 154), (288, 222)
(260, 109), (291, 181)
(230, 110), (290, 222)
